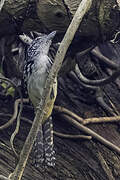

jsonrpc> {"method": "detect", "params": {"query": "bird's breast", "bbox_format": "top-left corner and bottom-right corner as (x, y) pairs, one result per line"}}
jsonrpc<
(26, 55), (57, 122)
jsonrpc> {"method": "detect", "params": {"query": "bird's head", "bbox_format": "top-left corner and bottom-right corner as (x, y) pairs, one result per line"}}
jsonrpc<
(36, 31), (56, 55)
(19, 31), (56, 60)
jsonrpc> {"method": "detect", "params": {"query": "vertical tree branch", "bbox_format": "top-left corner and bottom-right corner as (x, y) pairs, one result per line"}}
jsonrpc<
(0, 0), (5, 12)
(10, 0), (93, 179)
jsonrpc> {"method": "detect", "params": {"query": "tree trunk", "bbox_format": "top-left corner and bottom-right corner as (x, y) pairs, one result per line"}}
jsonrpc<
(0, 0), (120, 42)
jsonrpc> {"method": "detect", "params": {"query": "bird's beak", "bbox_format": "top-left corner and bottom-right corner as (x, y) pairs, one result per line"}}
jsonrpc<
(47, 31), (56, 40)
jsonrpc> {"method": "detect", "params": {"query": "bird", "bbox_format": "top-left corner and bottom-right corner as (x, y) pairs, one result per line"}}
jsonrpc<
(19, 31), (57, 167)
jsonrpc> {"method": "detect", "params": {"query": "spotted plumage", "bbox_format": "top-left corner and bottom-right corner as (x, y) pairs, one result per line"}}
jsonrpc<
(20, 31), (57, 167)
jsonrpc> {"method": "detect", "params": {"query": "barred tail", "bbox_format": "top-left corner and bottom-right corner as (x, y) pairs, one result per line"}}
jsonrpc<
(43, 116), (55, 167)
(33, 125), (44, 167)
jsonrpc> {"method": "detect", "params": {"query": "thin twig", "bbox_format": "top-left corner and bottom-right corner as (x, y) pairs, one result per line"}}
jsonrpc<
(3, 113), (89, 140)
(75, 64), (120, 86)
(104, 92), (120, 116)
(91, 47), (118, 70)
(108, 99), (120, 116)
(10, 99), (29, 157)
(0, 175), (10, 180)
(0, 78), (23, 134)
(54, 131), (92, 139)
(54, 105), (120, 125)
(0, 113), (31, 124)
(83, 116), (120, 125)
(0, 99), (29, 130)
(0, 100), (19, 130)
(54, 105), (83, 123)
(10, 1), (93, 179)
(97, 152), (115, 180)
(76, 45), (95, 57)
(96, 96), (116, 116)
(62, 114), (120, 154)
(70, 71), (116, 116)
(0, 77), (23, 158)
(0, 109), (91, 140)
(0, 98), (28, 156)
(10, 101), (22, 158)
(20, 116), (91, 139)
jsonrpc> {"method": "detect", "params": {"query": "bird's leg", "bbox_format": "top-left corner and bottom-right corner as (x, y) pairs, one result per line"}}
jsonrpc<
(43, 116), (55, 167)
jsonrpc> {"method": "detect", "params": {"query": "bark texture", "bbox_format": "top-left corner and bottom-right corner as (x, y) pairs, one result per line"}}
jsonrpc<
(0, 0), (120, 41)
